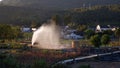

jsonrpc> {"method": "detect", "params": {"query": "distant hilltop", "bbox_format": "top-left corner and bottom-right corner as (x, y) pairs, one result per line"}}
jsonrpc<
(0, 0), (120, 9)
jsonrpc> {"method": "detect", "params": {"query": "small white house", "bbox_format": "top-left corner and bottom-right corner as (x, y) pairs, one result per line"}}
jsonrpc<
(96, 25), (112, 32)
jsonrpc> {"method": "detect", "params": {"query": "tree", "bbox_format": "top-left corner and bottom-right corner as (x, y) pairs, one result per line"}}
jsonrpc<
(67, 22), (76, 29)
(90, 35), (101, 47)
(101, 34), (110, 45)
(64, 14), (72, 25)
(103, 30), (113, 36)
(84, 29), (94, 39)
(51, 15), (61, 25)
(30, 21), (37, 28)
(11, 26), (24, 39)
(76, 24), (87, 32)
(0, 24), (13, 40)
(0, 24), (23, 42)
(114, 28), (120, 40)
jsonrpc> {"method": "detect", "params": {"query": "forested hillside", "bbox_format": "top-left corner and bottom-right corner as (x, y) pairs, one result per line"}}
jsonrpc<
(72, 4), (120, 26)
(1, 0), (120, 9)
(53, 4), (120, 26)
(0, 6), (56, 26)
(0, 4), (119, 27)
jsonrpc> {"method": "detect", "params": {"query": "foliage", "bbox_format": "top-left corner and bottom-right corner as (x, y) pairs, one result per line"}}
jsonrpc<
(51, 15), (61, 25)
(0, 43), (29, 49)
(63, 14), (72, 25)
(114, 28), (120, 39)
(76, 24), (87, 32)
(32, 59), (48, 68)
(0, 4), (120, 26)
(0, 24), (23, 41)
(84, 29), (94, 39)
(0, 55), (21, 68)
(0, 54), (49, 68)
(78, 64), (91, 68)
(52, 64), (70, 68)
(72, 5), (120, 25)
(90, 35), (101, 47)
(101, 34), (110, 45)
(67, 22), (76, 29)
(0, 24), (14, 40)
(103, 30), (113, 35)
(23, 32), (33, 40)
(30, 21), (37, 28)
(67, 23), (87, 33)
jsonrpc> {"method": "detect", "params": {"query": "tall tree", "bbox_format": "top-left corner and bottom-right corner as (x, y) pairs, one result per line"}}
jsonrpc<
(84, 29), (95, 39)
(90, 35), (101, 47)
(51, 15), (61, 25)
(0, 24), (22, 42)
(64, 14), (72, 26)
(101, 34), (110, 46)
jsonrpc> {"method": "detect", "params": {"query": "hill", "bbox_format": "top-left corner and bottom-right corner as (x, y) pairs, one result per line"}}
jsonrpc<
(1, 0), (120, 9)
(0, 4), (119, 26)
(0, 6), (57, 26)
(51, 4), (120, 26)
(72, 5), (120, 26)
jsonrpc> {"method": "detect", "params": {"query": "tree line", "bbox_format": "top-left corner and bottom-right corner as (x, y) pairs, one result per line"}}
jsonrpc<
(51, 4), (120, 26)
(0, 4), (119, 28)
(84, 28), (120, 47)
(0, 24), (23, 42)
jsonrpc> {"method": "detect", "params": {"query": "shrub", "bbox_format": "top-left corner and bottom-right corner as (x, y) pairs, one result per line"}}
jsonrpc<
(52, 64), (70, 68)
(32, 59), (48, 68)
(90, 35), (101, 48)
(0, 55), (21, 68)
(101, 34), (110, 45)
(78, 64), (91, 68)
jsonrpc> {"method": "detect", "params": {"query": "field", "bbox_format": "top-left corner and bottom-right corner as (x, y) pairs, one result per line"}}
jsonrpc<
(0, 42), (82, 68)
(0, 38), (120, 68)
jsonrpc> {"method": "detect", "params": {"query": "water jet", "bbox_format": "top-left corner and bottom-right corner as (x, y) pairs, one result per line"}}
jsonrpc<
(31, 20), (72, 49)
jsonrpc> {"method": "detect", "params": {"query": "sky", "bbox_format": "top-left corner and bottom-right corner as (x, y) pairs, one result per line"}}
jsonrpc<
(0, 0), (2, 2)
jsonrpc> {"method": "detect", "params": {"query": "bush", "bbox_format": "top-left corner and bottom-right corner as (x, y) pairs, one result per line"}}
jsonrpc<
(0, 55), (21, 68)
(32, 59), (48, 68)
(101, 34), (110, 45)
(52, 64), (70, 68)
(0, 43), (29, 50)
(90, 35), (101, 47)
(78, 64), (91, 68)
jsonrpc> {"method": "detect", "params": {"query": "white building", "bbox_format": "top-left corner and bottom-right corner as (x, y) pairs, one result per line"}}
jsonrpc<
(21, 27), (31, 32)
(96, 25), (112, 32)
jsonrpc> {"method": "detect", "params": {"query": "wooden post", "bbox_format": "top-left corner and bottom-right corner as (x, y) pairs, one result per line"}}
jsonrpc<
(72, 40), (75, 48)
